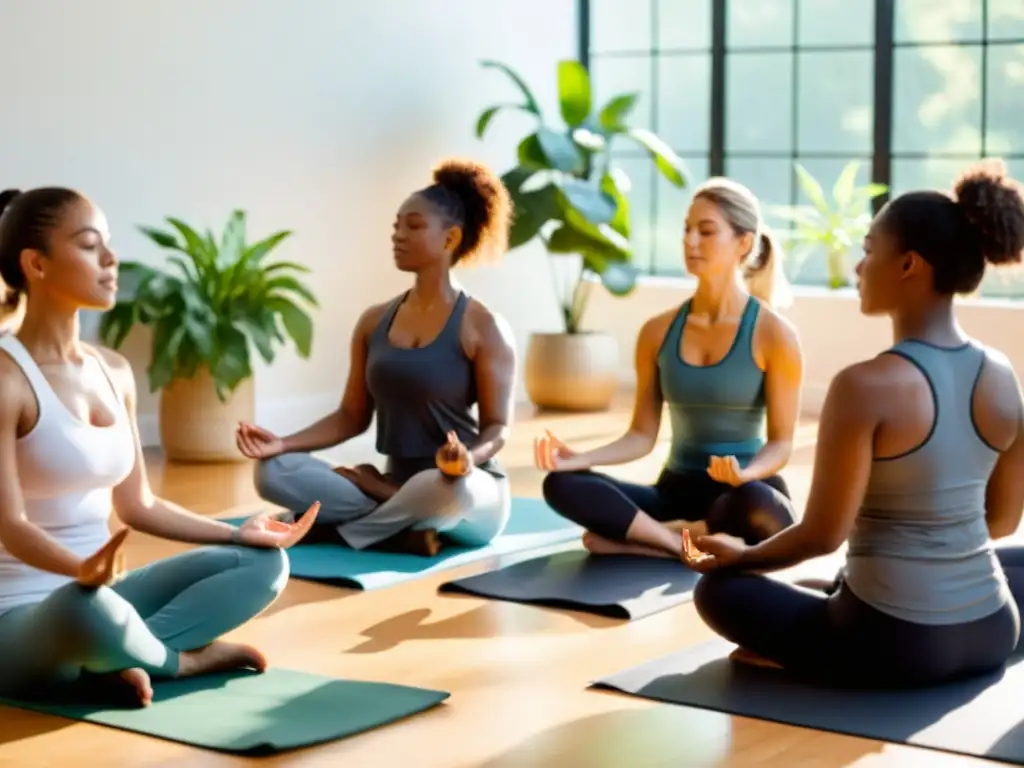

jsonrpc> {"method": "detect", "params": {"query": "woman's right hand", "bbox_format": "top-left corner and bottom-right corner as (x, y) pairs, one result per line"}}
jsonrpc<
(236, 422), (286, 460)
(77, 527), (131, 587)
(534, 430), (588, 472)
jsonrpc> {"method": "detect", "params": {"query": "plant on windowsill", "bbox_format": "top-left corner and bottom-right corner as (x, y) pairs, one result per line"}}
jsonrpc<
(770, 161), (889, 289)
(475, 58), (687, 411)
(97, 211), (317, 462)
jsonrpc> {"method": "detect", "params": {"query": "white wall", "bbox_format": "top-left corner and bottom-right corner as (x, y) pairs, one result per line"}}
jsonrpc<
(0, 0), (574, 445)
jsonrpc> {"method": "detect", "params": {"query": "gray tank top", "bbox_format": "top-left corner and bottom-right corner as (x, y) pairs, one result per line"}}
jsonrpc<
(364, 291), (504, 484)
(843, 339), (1012, 625)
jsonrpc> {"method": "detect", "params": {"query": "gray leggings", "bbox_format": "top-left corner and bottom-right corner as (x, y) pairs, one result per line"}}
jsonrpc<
(0, 545), (288, 698)
(255, 453), (512, 550)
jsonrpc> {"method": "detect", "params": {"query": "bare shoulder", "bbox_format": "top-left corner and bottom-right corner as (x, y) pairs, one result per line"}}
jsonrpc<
(465, 296), (515, 352)
(754, 301), (801, 353)
(827, 354), (908, 412)
(976, 345), (1023, 417)
(638, 307), (678, 350)
(87, 343), (138, 401)
(0, 351), (30, 416)
(354, 298), (395, 338)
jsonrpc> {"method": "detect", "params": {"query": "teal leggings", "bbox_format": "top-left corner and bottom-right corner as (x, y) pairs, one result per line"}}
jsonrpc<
(0, 545), (289, 698)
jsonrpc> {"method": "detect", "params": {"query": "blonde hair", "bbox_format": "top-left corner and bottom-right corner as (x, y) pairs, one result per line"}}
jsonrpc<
(693, 177), (792, 308)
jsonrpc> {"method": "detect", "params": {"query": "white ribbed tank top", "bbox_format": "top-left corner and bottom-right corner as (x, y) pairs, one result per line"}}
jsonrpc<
(0, 334), (136, 614)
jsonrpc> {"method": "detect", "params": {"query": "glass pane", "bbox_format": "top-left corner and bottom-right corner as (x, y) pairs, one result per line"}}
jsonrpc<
(892, 45), (983, 155)
(653, 156), (711, 275)
(985, 44), (1024, 156)
(657, 53), (712, 152)
(890, 157), (978, 197)
(798, 0), (874, 46)
(725, 52), (794, 152)
(590, 0), (652, 53)
(797, 51), (874, 153)
(728, 0), (794, 48)
(591, 57), (654, 129)
(894, 0), (982, 43)
(611, 154), (655, 272)
(988, 0), (1024, 41)
(725, 156), (794, 210)
(658, 0), (712, 49)
(979, 157), (1024, 298)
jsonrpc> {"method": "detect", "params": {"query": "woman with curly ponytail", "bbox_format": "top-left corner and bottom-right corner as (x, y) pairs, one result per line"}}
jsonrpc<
(240, 159), (518, 556)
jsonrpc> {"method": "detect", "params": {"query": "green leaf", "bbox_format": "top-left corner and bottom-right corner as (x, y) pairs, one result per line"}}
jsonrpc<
(234, 315), (276, 364)
(598, 261), (639, 296)
(211, 323), (252, 394)
(561, 179), (617, 224)
(517, 134), (552, 170)
(794, 163), (831, 216)
(625, 129), (687, 187)
(266, 275), (318, 307)
(546, 220), (629, 261)
(219, 210), (246, 266)
(148, 322), (186, 392)
(481, 60), (542, 116)
(557, 60), (591, 128)
(138, 227), (180, 250)
(504, 168), (561, 248)
(831, 161), (861, 207)
(598, 93), (640, 132)
(601, 172), (630, 238)
(269, 298), (313, 358)
(98, 302), (136, 349)
(536, 129), (584, 173)
(244, 230), (292, 265)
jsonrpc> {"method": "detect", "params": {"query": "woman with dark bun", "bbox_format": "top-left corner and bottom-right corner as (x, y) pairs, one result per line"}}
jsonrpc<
(239, 159), (517, 556)
(0, 187), (318, 707)
(685, 160), (1024, 689)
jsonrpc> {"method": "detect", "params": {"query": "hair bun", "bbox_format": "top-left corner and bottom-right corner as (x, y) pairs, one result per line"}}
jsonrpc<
(953, 160), (1024, 266)
(430, 158), (511, 264)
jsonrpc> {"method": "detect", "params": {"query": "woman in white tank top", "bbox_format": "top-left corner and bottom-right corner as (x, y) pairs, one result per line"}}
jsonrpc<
(0, 187), (319, 707)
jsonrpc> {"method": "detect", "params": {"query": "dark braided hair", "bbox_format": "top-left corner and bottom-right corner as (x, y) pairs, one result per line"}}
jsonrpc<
(879, 160), (1024, 295)
(418, 159), (512, 265)
(0, 187), (83, 310)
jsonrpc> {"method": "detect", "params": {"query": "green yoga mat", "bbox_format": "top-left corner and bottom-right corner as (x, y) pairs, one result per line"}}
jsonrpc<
(0, 667), (448, 755)
(224, 496), (582, 590)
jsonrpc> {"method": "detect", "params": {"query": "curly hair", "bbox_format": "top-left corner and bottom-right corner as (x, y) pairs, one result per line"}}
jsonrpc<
(418, 158), (512, 266)
(880, 159), (1024, 295)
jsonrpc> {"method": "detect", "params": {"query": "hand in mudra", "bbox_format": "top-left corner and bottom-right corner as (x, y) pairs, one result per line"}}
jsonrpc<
(436, 431), (472, 478)
(77, 527), (131, 587)
(236, 502), (320, 549)
(707, 455), (747, 487)
(681, 529), (747, 573)
(236, 422), (285, 460)
(533, 429), (585, 472)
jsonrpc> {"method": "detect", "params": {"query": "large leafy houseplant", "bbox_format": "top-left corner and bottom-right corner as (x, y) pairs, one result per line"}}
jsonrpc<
(475, 59), (687, 333)
(770, 161), (888, 289)
(98, 211), (317, 401)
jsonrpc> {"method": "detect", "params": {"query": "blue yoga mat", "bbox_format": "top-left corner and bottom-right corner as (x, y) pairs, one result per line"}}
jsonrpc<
(223, 497), (581, 590)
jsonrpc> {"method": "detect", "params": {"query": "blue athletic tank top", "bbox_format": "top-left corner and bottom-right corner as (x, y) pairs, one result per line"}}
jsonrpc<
(364, 291), (504, 484)
(843, 339), (1011, 625)
(656, 297), (767, 473)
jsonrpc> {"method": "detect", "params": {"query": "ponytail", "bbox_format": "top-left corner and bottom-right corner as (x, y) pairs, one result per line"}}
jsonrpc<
(744, 228), (792, 309)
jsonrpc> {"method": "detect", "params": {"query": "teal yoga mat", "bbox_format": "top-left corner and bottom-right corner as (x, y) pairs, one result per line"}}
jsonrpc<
(224, 497), (582, 590)
(0, 667), (449, 755)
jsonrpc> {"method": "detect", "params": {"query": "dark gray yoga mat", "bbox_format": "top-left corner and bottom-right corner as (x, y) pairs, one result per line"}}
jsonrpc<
(592, 638), (1024, 764)
(438, 549), (700, 620)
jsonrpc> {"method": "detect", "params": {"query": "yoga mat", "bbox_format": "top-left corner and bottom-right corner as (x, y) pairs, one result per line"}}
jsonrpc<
(0, 667), (448, 755)
(592, 638), (1024, 764)
(224, 497), (581, 590)
(439, 549), (700, 620)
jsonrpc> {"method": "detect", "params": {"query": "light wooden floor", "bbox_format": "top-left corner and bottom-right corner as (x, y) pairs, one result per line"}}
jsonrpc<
(0, 397), (1004, 767)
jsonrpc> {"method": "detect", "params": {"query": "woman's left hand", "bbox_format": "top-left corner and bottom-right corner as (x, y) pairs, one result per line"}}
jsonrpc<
(435, 431), (473, 478)
(236, 502), (320, 549)
(707, 455), (748, 486)
(682, 529), (748, 573)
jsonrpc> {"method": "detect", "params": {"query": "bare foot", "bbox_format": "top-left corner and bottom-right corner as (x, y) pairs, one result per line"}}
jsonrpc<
(729, 647), (783, 670)
(117, 668), (153, 706)
(177, 641), (267, 678)
(582, 532), (675, 559)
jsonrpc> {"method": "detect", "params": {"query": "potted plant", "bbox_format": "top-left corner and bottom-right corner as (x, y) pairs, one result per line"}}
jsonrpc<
(475, 59), (687, 411)
(770, 161), (889, 289)
(98, 211), (317, 462)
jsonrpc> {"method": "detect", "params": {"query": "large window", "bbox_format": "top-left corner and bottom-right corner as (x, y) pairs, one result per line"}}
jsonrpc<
(585, 0), (1024, 296)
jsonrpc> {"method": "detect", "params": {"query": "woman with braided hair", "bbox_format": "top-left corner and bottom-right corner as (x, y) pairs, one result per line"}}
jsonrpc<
(239, 159), (517, 557)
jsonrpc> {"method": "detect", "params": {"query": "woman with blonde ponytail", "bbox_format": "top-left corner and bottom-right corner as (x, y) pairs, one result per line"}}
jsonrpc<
(534, 177), (805, 561)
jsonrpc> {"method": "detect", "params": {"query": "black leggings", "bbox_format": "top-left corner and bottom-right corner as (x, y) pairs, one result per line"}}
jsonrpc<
(693, 547), (1024, 689)
(541, 468), (797, 545)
